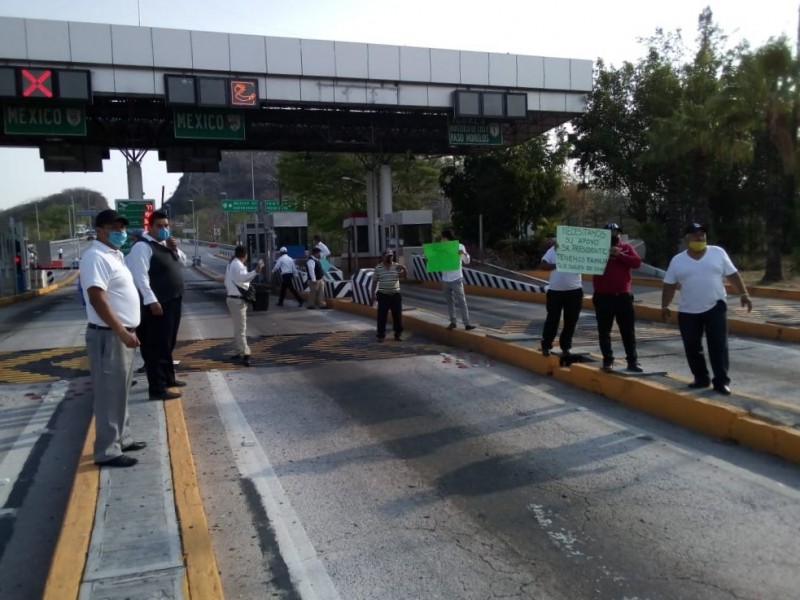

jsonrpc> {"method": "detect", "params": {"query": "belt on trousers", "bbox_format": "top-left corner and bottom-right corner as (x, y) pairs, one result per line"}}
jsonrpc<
(227, 295), (242, 299)
(87, 323), (136, 333)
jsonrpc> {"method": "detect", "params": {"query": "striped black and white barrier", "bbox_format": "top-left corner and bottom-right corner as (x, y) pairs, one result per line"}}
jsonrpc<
(325, 280), (352, 299)
(352, 268), (375, 305)
(411, 255), (547, 293)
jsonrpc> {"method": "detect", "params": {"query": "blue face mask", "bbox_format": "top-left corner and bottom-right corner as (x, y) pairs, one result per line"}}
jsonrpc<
(108, 230), (128, 248)
(157, 228), (170, 241)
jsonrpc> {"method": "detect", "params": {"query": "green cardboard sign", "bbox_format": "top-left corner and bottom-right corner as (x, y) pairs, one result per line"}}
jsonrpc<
(555, 225), (611, 275)
(423, 240), (461, 272)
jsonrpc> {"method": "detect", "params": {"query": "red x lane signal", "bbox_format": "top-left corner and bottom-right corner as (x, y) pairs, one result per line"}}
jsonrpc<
(21, 69), (54, 98)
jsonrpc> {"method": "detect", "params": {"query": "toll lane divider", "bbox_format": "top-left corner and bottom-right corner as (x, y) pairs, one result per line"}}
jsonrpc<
(328, 296), (800, 467)
(0, 269), (79, 307)
(418, 281), (800, 343)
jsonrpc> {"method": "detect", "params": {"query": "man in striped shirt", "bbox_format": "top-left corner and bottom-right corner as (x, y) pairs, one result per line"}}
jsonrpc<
(370, 249), (407, 342)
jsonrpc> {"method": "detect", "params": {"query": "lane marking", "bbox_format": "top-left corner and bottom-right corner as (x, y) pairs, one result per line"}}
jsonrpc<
(207, 371), (342, 600)
(164, 394), (223, 600)
(0, 379), (68, 509)
(42, 417), (98, 600)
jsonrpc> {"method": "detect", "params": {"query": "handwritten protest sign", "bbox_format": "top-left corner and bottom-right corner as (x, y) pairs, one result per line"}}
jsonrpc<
(423, 240), (461, 272)
(555, 225), (611, 275)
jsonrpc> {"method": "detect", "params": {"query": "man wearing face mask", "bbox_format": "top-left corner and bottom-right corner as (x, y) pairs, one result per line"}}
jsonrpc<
(80, 209), (144, 467)
(126, 209), (188, 401)
(592, 223), (643, 373)
(661, 223), (752, 395)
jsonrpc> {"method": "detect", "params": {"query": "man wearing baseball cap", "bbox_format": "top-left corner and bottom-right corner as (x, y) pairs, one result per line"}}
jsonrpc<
(80, 209), (145, 467)
(661, 223), (752, 395)
(272, 246), (303, 307)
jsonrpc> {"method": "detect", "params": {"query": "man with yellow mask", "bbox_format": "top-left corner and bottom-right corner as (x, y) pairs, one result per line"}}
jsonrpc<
(660, 223), (752, 395)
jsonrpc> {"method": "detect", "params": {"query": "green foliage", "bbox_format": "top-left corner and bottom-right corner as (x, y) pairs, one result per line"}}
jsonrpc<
(440, 134), (568, 246)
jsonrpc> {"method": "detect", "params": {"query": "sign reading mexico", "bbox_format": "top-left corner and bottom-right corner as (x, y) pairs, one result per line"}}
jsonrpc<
(555, 225), (611, 275)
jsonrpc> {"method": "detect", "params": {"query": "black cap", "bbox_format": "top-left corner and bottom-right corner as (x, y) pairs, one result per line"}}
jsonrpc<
(604, 222), (621, 232)
(94, 209), (129, 227)
(684, 223), (707, 235)
(310, 246), (321, 254)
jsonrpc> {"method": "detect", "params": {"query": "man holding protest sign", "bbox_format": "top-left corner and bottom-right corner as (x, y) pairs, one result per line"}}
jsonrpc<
(424, 230), (475, 331)
(538, 241), (584, 356)
(592, 223), (643, 372)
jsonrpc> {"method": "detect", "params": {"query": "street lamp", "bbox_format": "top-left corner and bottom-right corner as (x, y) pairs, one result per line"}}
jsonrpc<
(221, 192), (229, 244)
(188, 198), (198, 263)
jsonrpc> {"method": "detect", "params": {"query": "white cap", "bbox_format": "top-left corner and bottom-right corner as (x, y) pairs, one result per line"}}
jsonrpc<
(278, 246), (288, 253)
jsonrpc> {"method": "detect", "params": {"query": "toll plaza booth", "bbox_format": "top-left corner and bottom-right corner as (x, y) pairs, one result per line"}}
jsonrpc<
(382, 210), (433, 279)
(342, 211), (371, 278)
(266, 212), (308, 259)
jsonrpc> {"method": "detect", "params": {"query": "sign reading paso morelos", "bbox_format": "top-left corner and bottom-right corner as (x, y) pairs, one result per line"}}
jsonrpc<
(3, 103), (86, 136)
(448, 119), (502, 146)
(173, 109), (245, 140)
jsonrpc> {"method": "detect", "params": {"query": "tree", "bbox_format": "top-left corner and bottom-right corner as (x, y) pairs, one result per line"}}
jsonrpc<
(439, 133), (568, 247)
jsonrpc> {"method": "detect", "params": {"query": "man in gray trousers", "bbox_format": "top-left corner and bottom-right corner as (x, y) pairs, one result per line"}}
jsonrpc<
(80, 209), (146, 467)
(440, 229), (476, 331)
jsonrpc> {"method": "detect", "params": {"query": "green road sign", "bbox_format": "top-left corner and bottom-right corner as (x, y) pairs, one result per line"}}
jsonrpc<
(264, 199), (296, 212)
(222, 199), (259, 212)
(3, 104), (87, 136)
(448, 119), (502, 146)
(116, 200), (155, 254)
(174, 109), (245, 140)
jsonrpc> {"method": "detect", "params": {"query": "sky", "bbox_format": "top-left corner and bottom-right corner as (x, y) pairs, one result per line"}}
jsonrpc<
(1, 0), (799, 212)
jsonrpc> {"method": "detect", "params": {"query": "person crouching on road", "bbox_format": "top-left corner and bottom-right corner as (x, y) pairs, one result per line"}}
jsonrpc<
(306, 246), (329, 309)
(661, 223), (752, 396)
(81, 209), (146, 468)
(371, 249), (408, 342)
(272, 246), (303, 307)
(225, 246), (264, 367)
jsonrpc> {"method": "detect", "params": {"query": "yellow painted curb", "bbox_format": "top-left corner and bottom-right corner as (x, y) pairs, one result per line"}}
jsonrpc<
(43, 417), (98, 600)
(0, 270), (79, 307)
(164, 398), (224, 600)
(332, 299), (800, 466)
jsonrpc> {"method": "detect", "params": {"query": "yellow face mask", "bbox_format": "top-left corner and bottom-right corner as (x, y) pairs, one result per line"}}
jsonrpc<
(688, 241), (707, 252)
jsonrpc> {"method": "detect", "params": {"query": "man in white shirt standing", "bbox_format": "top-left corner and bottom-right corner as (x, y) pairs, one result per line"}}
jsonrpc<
(313, 235), (331, 260)
(80, 209), (145, 468)
(272, 246), (303, 307)
(306, 246), (329, 309)
(538, 243), (583, 356)
(225, 245), (264, 367)
(440, 229), (475, 331)
(126, 210), (188, 401)
(661, 223), (752, 395)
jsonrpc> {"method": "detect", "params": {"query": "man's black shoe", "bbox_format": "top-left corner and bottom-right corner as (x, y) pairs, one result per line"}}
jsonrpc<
(626, 363), (644, 373)
(96, 455), (138, 468)
(542, 348), (551, 357)
(446, 322), (457, 330)
(135, 365), (147, 374)
(602, 362), (614, 373)
(319, 305), (331, 310)
(230, 354), (242, 361)
(149, 390), (182, 401)
(122, 441), (148, 452)
(276, 303), (284, 307)
(243, 355), (251, 367)
(394, 335), (404, 341)
(465, 325), (476, 331)
(688, 380), (711, 389)
(713, 384), (732, 395)
(169, 380), (187, 387)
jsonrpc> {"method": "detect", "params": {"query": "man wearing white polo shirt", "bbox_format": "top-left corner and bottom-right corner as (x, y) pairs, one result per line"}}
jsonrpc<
(538, 243), (584, 356)
(80, 209), (144, 468)
(661, 223), (753, 395)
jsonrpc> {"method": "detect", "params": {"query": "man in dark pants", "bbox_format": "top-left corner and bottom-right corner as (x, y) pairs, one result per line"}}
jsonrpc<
(126, 210), (188, 400)
(592, 223), (643, 372)
(538, 243), (583, 356)
(661, 223), (752, 395)
(370, 249), (407, 341)
(271, 246), (303, 307)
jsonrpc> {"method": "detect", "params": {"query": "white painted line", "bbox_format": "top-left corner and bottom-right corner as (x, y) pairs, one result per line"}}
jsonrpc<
(207, 371), (342, 600)
(0, 380), (68, 509)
